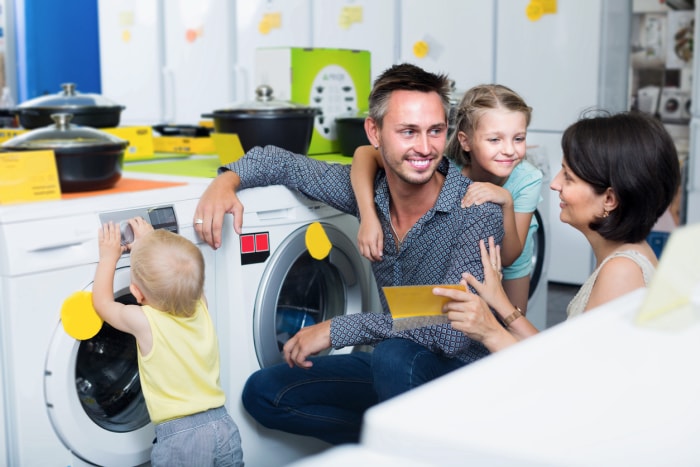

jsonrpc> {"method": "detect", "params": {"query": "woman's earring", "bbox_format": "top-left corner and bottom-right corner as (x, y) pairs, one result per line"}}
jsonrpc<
(374, 145), (379, 149)
(603, 209), (609, 218)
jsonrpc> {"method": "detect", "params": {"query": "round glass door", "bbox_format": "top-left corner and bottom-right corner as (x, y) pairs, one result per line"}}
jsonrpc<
(75, 292), (150, 433)
(45, 267), (153, 466)
(529, 209), (546, 298)
(254, 223), (368, 368)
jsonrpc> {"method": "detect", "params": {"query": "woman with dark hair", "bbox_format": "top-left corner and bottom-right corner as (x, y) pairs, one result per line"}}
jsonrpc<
(433, 111), (681, 351)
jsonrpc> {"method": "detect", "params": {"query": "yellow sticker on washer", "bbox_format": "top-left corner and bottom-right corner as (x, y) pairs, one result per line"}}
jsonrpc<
(305, 222), (332, 260)
(61, 291), (103, 340)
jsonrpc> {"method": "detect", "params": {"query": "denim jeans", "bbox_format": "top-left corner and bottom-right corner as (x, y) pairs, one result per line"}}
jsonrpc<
(241, 338), (466, 445)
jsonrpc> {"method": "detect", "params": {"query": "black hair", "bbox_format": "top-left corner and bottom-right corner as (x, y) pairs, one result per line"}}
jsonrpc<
(561, 110), (680, 243)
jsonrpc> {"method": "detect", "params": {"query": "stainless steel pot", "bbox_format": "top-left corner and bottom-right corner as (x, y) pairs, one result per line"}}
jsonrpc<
(1, 113), (128, 192)
(202, 85), (320, 155)
(14, 83), (125, 129)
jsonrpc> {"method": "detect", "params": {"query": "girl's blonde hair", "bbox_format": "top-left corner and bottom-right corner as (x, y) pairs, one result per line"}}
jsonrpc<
(445, 84), (532, 167)
(129, 229), (205, 317)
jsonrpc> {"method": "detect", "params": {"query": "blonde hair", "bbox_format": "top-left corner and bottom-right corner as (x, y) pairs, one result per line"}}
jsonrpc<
(129, 229), (205, 317)
(445, 84), (532, 167)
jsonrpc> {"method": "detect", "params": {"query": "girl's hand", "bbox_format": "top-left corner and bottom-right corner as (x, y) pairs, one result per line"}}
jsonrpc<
(461, 182), (512, 208)
(98, 222), (126, 264)
(357, 215), (384, 262)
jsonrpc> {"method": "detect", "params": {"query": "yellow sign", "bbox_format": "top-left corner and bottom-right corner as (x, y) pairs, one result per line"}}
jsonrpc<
(0, 150), (61, 204)
(526, 0), (557, 21)
(305, 222), (332, 260)
(211, 132), (245, 165)
(636, 224), (700, 331)
(61, 291), (104, 340)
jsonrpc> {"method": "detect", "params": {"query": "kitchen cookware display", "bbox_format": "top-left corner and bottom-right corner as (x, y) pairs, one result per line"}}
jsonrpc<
(1, 113), (128, 192)
(14, 83), (125, 129)
(255, 47), (371, 154)
(335, 112), (369, 157)
(202, 85), (320, 155)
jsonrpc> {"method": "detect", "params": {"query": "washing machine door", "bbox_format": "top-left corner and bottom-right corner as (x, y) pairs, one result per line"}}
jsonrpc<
(254, 222), (368, 368)
(529, 209), (546, 298)
(44, 267), (153, 467)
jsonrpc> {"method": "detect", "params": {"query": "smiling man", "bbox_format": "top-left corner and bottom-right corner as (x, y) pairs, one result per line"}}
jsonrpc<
(194, 63), (504, 445)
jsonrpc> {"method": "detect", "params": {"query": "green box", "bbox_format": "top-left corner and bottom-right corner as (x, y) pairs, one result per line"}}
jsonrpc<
(256, 47), (371, 155)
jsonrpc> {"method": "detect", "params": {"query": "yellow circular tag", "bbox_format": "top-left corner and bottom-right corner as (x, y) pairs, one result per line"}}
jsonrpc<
(526, 1), (544, 21)
(305, 222), (332, 260)
(61, 291), (103, 340)
(413, 40), (429, 59)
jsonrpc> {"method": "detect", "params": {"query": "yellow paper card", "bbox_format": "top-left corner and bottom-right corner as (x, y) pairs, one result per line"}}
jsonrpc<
(0, 150), (61, 204)
(211, 132), (245, 164)
(383, 284), (466, 318)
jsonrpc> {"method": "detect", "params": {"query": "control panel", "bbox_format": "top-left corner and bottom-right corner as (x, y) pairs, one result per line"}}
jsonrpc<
(99, 205), (179, 246)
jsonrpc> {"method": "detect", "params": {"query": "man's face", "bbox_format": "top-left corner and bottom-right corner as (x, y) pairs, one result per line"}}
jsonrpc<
(368, 90), (447, 186)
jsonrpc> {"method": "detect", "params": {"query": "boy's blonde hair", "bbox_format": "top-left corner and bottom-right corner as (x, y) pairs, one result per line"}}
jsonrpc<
(445, 84), (532, 168)
(129, 229), (205, 317)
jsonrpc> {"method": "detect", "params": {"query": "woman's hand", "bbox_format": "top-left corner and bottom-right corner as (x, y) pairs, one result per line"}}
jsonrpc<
(463, 237), (514, 320)
(433, 282), (516, 352)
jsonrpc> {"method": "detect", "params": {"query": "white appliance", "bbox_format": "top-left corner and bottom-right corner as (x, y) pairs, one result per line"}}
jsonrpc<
(495, 0), (631, 284)
(659, 87), (692, 122)
(99, 0), (238, 125)
(98, 0), (313, 125)
(215, 185), (379, 466)
(360, 288), (700, 465)
(525, 152), (551, 330)
(685, 7), (700, 225)
(0, 175), (217, 466)
(398, 0), (495, 92)
(312, 0), (397, 84)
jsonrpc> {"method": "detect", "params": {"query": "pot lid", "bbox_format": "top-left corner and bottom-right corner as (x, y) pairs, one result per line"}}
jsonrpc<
(17, 83), (124, 110)
(209, 85), (319, 115)
(1, 113), (128, 149)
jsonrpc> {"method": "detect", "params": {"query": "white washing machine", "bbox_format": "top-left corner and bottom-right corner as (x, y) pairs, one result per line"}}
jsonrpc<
(0, 174), (217, 467)
(215, 185), (379, 467)
(526, 152), (551, 331)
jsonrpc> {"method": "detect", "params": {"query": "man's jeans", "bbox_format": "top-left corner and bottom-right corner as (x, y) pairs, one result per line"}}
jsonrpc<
(241, 338), (466, 445)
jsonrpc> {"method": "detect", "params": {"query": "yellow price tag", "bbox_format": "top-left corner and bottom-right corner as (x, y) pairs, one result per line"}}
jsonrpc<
(61, 291), (104, 340)
(305, 222), (332, 260)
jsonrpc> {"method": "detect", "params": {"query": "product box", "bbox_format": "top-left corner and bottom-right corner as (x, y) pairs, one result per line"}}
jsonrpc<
(102, 126), (155, 161)
(255, 47), (371, 155)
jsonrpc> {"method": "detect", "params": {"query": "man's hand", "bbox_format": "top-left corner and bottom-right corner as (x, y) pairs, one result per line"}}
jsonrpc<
(282, 321), (332, 369)
(193, 171), (243, 249)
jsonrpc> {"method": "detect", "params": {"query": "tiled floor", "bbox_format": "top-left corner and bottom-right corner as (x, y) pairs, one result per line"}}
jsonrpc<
(546, 282), (579, 328)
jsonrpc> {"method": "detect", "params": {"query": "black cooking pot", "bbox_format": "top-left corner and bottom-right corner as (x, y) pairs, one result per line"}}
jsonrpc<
(14, 83), (125, 129)
(335, 112), (370, 157)
(1, 113), (128, 192)
(202, 85), (320, 155)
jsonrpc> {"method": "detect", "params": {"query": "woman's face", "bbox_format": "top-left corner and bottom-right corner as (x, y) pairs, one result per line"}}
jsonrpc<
(550, 159), (606, 232)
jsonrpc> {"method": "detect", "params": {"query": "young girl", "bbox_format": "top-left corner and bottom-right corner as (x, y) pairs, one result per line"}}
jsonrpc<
(93, 217), (244, 467)
(351, 84), (542, 313)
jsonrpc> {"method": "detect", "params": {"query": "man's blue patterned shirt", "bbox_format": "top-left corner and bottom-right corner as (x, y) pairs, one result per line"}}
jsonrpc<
(228, 145), (504, 363)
